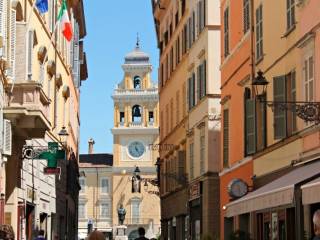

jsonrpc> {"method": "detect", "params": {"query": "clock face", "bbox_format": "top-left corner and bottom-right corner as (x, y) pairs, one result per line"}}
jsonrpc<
(128, 141), (145, 159)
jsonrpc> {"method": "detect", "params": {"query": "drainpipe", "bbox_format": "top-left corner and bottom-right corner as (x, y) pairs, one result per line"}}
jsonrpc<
(250, 0), (255, 89)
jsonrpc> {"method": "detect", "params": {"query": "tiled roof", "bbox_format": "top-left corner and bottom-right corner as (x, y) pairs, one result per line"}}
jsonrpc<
(79, 153), (113, 167)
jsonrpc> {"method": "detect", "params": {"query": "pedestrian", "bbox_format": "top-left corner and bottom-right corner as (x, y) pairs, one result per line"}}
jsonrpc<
(87, 230), (105, 240)
(0, 224), (14, 240)
(313, 210), (320, 240)
(35, 230), (45, 240)
(134, 227), (149, 240)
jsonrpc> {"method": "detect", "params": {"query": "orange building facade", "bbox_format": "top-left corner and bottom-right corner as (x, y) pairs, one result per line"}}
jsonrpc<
(219, 0), (254, 238)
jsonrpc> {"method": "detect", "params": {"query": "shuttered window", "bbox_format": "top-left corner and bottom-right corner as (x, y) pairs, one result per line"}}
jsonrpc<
(188, 73), (196, 110)
(170, 47), (174, 73)
(189, 143), (194, 179)
(224, 7), (229, 57)
(286, 0), (295, 30)
(0, 0), (7, 59)
(256, 4), (263, 60)
(223, 109), (229, 167)
(170, 98), (174, 131)
(182, 82), (186, 117)
(27, 30), (34, 80)
(243, 0), (250, 33)
(245, 98), (256, 155)
(273, 76), (286, 139)
(304, 56), (314, 102)
(287, 71), (297, 133)
(176, 90), (180, 125)
(8, 9), (16, 80)
(175, 36), (180, 66)
(200, 127), (205, 174)
(197, 61), (207, 101)
(178, 151), (186, 185)
(188, 17), (192, 49)
(73, 22), (80, 88)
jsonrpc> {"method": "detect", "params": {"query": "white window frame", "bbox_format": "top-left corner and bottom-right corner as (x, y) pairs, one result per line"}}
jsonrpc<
(131, 198), (141, 224)
(303, 54), (314, 102)
(100, 177), (109, 194)
(79, 177), (86, 194)
(78, 202), (86, 219)
(99, 202), (111, 219)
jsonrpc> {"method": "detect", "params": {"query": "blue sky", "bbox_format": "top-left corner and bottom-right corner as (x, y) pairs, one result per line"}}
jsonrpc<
(79, 1), (159, 154)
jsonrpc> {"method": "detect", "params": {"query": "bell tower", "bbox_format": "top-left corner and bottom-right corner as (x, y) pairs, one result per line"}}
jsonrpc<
(111, 41), (160, 235)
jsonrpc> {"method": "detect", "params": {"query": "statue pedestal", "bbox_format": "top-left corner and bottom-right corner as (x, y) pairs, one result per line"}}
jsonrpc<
(114, 225), (128, 240)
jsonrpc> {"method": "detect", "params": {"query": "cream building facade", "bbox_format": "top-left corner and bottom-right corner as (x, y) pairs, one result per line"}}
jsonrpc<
(0, 0), (87, 239)
(111, 42), (161, 239)
(78, 140), (113, 240)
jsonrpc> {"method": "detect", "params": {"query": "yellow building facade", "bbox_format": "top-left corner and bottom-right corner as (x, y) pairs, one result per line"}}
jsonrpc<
(111, 42), (161, 239)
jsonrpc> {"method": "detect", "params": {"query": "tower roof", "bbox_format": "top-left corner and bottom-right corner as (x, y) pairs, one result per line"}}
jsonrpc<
(124, 38), (150, 64)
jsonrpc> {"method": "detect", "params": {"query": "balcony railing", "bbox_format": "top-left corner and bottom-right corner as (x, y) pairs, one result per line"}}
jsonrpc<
(113, 88), (158, 96)
(129, 122), (144, 127)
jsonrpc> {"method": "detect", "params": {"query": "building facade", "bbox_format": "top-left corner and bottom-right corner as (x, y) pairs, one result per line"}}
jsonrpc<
(111, 42), (161, 239)
(221, 0), (320, 240)
(78, 139), (113, 240)
(152, 0), (221, 239)
(1, 0), (88, 239)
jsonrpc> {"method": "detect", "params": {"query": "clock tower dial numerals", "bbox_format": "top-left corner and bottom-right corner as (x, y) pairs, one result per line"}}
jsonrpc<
(128, 141), (145, 159)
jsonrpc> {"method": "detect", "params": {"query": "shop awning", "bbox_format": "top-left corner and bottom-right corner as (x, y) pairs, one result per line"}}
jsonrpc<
(225, 160), (320, 217)
(302, 177), (320, 205)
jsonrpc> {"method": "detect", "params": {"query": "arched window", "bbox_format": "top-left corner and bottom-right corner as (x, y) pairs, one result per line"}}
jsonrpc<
(133, 76), (141, 89)
(132, 105), (142, 122)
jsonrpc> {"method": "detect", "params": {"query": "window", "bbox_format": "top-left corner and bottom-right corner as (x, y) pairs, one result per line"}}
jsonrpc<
(189, 143), (194, 179)
(197, 0), (206, 35)
(244, 88), (256, 155)
(166, 104), (169, 135)
(131, 199), (140, 224)
(133, 76), (141, 89)
(170, 98), (174, 130)
(120, 112), (125, 124)
(256, 4), (263, 61)
(148, 111), (154, 123)
(175, 11), (179, 27)
(182, 82), (186, 117)
(100, 178), (109, 194)
(176, 90), (180, 125)
(178, 151), (186, 185)
(286, 0), (295, 30)
(243, 0), (250, 33)
(188, 73), (196, 109)
(100, 203), (110, 218)
(197, 60), (207, 100)
(132, 105), (142, 123)
(223, 109), (229, 167)
(304, 55), (314, 102)
(79, 177), (85, 194)
(175, 37), (180, 66)
(27, 30), (34, 80)
(78, 203), (85, 219)
(166, 54), (169, 80)
(273, 71), (296, 139)
(181, 0), (186, 16)
(224, 7), (229, 57)
(200, 127), (205, 174)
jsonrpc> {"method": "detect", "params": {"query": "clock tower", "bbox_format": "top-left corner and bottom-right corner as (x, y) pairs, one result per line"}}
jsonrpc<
(111, 40), (160, 237)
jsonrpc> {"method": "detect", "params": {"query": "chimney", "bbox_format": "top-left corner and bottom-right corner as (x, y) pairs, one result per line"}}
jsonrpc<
(88, 138), (95, 154)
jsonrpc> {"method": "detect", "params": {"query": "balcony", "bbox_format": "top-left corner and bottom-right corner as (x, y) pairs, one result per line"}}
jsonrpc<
(4, 82), (51, 138)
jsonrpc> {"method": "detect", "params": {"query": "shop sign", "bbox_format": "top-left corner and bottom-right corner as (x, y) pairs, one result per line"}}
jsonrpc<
(189, 182), (200, 201)
(227, 178), (248, 199)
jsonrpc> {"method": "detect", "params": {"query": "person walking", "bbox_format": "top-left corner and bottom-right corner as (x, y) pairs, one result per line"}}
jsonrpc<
(134, 227), (149, 240)
(87, 230), (105, 240)
(35, 230), (46, 240)
(313, 210), (320, 240)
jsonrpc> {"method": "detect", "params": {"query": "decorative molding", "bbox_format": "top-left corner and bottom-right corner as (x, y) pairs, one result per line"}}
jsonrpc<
(187, 63), (195, 72)
(220, 95), (231, 105)
(197, 49), (205, 59)
(237, 74), (251, 87)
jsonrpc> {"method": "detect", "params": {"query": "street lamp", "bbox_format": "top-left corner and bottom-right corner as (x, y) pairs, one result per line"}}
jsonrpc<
(131, 163), (160, 195)
(252, 70), (320, 124)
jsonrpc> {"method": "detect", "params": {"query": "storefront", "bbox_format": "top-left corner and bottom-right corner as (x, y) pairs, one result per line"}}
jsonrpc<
(189, 182), (201, 240)
(224, 160), (320, 240)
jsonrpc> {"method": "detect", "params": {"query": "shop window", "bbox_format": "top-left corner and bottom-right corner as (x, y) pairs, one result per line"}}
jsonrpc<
(239, 213), (250, 234)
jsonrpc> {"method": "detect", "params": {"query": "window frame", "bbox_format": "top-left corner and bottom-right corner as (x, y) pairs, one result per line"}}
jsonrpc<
(286, 0), (295, 30)
(79, 176), (86, 194)
(100, 177), (110, 194)
(256, 4), (263, 61)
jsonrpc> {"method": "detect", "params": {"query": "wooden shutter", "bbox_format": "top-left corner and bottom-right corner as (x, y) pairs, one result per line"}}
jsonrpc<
(224, 7), (229, 57)
(290, 71), (296, 131)
(243, 0), (250, 33)
(223, 109), (229, 167)
(203, 60), (206, 97)
(27, 30), (34, 80)
(178, 151), (186, 185)
(3, 119), (11, 156)
(197, 1), (200, 35)
(73, 22), (80, 88)
(273, 76), (286, 139)
(8, 9), (16, 79)
(192, 72), (196, 107)
(197, 65), (201, 101)
(188, 77), (192, 110)
(245, 98), (256, 155)
(0, 0), (7, 59)
(192, 11), (195, 43)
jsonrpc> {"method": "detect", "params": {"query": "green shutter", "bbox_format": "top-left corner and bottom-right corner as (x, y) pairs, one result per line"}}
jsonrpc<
(197, 65), (201, 101)
(192, 73), (196, 107)
(223, 109), (229, 167)
(178, 151), (186, 185)
(245, 99), (256, 155)
(202, 60), (206, 97)
(274, 76), (286, 139)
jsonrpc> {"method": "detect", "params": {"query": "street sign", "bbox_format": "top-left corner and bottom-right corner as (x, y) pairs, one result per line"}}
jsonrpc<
(43, 167), (61, 175)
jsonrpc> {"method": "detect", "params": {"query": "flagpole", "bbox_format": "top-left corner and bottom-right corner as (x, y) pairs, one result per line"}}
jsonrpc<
(25, 0), (38, 37)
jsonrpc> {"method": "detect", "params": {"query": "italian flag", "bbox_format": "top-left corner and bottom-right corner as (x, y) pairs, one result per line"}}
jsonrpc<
(57, 0), (73, 42)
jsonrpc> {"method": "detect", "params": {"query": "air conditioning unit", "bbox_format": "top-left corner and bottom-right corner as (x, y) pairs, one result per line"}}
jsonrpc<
(3, 119), (12, 156)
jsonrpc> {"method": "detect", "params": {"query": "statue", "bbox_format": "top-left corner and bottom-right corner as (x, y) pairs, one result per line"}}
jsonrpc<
(117, 204), (126, 225)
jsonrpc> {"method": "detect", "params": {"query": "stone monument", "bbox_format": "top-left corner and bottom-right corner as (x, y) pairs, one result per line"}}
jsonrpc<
(114, 204), (128, 240)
